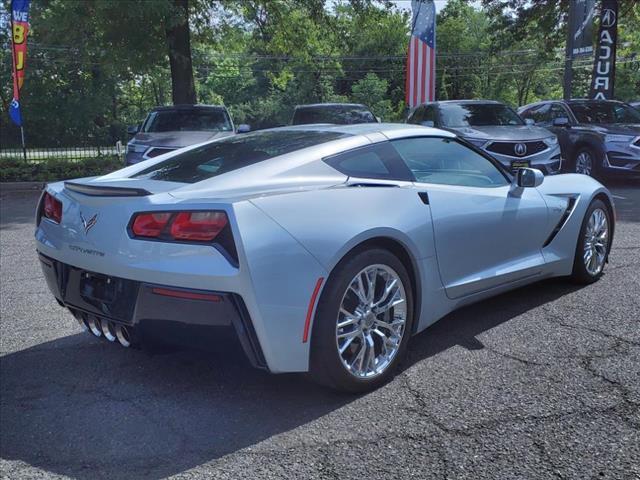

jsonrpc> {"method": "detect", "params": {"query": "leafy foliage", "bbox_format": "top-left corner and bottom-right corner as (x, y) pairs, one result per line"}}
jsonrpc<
(1, 0), (638, 149)
(0, 156), (122, 182)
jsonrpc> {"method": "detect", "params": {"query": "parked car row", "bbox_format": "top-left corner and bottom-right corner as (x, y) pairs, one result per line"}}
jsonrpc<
(518, 99), (640, 177)
(126, 103), (378, 166)
(126, 99), (640, 179)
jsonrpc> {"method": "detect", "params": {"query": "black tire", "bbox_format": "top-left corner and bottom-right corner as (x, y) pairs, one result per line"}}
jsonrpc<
(573, 147), (599, 178)
(309, 248), (414, 393)
(570, 199), (611, 284)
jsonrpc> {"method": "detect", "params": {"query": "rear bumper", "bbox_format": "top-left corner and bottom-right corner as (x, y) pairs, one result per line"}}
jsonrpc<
(38, 252), (267, 369)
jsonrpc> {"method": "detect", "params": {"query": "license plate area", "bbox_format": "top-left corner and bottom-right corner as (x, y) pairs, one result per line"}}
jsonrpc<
(80, 271), (116, 303)
(511, 160), (530, 171)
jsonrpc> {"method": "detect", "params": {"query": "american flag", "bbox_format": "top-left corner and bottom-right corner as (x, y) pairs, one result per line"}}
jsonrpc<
(405, 0), (436, 108)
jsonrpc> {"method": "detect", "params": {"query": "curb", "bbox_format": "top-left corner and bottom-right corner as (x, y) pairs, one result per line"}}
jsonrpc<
(0, 181), (45, 193)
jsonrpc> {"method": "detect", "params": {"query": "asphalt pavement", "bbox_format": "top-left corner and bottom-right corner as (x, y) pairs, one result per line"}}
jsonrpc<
(1, 180), (639, 479)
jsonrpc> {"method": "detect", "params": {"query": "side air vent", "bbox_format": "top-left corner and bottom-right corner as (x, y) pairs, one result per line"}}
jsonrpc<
(65, 182), (151, 197)
(543, 197), (577, 248)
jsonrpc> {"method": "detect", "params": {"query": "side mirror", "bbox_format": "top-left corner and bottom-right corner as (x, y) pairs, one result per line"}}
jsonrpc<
(524, 118), (535, 126)
(237, 124), (251, 133)
(420, 120), (435, 128)
(127, 124), (139, 136)
(375, 116), (382, 123)
(515, 168), (544, 188)
(552, 117), (570, 128)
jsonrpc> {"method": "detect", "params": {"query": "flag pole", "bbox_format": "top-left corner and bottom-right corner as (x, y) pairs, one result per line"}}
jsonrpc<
(20, 126), (27, 162)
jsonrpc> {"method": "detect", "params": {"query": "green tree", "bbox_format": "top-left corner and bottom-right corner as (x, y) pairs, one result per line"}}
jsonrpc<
(351, 72), (392, 120)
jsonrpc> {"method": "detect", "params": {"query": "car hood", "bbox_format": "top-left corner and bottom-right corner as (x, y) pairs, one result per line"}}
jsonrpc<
(449, 125), (553, 141)
(131, 130), (234, 148)
(575, 123), (640, 135)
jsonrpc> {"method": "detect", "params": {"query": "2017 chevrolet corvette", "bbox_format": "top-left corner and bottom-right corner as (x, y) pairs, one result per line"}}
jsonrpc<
(36, 124), (615, 392)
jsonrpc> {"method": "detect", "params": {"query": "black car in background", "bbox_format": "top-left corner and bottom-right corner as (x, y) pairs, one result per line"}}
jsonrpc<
(126, 105), (249, 166)
(291, 103), (378, 125)
(518, 100), (640, 178)
(407, 100), (563, 174)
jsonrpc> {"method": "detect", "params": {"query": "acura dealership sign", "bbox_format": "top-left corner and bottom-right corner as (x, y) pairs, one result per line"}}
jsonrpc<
(589, 0), (618, 100)
(571, 0), (596, 58)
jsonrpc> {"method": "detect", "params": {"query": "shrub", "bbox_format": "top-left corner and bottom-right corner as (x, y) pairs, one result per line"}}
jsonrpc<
(0, 156), (124, 183)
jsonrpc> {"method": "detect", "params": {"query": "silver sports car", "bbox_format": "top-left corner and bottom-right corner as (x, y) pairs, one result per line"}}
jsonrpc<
(36, 123), (615, 392)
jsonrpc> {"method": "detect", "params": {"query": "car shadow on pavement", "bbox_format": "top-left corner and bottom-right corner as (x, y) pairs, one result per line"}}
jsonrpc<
(402, 278), (583, 369)
(0, 277), (583, 479)
(0, 333), (352, 479)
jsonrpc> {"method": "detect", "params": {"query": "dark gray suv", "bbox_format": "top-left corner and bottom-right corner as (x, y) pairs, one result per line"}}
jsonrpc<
(291, 103), (378, 125)
(126, 105), (246, 166)
(518, 99), (640, 178)
(407, 100), (562, 175)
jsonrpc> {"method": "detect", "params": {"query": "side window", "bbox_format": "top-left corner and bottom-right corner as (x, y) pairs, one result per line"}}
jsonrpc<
(392, 137), (509, 188)
(550, 103), (569, 121)
(407, 106), (424, 124)
(523, 104), (552, 125)
(423, 106), (437, 124)
(324, 142), (412, 181)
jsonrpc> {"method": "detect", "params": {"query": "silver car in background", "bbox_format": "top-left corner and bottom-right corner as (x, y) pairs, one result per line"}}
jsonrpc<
(125, 105), (247, 166)
(407, 100), (563, 174)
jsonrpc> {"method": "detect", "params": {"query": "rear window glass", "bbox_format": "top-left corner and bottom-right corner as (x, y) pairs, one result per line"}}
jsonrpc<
(132, 130), (350, 183)
(323, 142), (413, 181)
(292, 106), (376, 125)
(142, 109), (232, 132)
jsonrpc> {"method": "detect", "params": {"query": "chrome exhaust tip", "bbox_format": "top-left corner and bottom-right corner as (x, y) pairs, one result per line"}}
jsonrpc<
(115, 325), (131, 348)
(87, 316), (103, 337)
(101, 321), (117, 342)
(72, 311), (88, 332)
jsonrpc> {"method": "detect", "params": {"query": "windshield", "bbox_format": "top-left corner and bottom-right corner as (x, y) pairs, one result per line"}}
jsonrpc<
(132, 130), (350, 183)
(142, 109), (232, 132)
(569, 102), (640, 124)
(292, 106), (376, 125)
(439, 103), (524, 127)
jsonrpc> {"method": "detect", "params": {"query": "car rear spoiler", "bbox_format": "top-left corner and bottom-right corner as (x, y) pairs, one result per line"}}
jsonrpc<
(64, 181), (151, 197)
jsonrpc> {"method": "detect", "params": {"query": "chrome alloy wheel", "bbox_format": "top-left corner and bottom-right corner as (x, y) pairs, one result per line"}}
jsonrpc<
(575, 151), (593, 176)
(583, 208), (609, 276)
(335, 264), (407, 378)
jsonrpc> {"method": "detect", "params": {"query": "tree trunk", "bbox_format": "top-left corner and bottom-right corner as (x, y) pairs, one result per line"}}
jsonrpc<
(165, 0), (196, 105)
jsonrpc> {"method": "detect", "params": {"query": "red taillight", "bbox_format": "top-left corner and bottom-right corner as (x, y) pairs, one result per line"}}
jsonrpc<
(43, 192), (62, 224)
(130, 211), (228, 242)
(131, 212), (172, 237)
(170, 212), (228, 241)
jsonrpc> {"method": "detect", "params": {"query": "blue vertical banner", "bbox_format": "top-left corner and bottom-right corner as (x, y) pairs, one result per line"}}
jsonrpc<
(9, 0), (31, 127)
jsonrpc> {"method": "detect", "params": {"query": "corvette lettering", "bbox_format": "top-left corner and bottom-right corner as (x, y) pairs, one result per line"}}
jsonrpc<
(68, 245), (105, 257)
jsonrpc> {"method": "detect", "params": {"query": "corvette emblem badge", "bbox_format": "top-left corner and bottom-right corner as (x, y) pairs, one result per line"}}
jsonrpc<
(80, 212), (98, 235)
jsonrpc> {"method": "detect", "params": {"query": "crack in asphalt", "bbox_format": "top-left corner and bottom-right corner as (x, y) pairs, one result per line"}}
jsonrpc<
(542, 309), (640, 348)
(481, 344), (549, 367)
